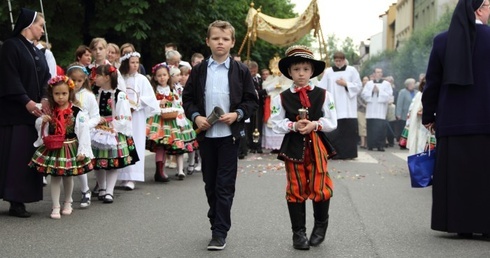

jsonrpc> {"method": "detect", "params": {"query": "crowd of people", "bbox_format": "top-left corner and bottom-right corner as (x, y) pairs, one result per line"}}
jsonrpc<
(1, 0), (489, 253)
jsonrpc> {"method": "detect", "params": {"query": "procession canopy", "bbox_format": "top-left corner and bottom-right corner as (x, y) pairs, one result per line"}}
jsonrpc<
(245, 0), (320, 47)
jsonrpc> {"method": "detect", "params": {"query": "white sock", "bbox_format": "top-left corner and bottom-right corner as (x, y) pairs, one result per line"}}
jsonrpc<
(188, 152), (195, 166)
(63, 177), (74, 204)
(95, 171), (107, 192)
(105, 169), (118, 195)
(78, 173), (90, 193)
(50, 177), (62, 208)
(177, 155), (184, 174)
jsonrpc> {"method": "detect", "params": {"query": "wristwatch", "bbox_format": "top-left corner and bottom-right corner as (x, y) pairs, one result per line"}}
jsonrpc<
(235, 111), (243, 122)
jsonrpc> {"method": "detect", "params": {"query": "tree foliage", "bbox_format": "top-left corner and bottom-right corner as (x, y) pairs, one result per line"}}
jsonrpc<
(325, 34), (360, 66)
(360, 7), (453, 89)
(0, 0), (312, 72)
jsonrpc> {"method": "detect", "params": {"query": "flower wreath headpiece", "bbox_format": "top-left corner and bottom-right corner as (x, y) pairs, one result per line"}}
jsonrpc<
(48, 75), (75, 89)
(119, 51), (141, 63)
(151, 62), (169, 74)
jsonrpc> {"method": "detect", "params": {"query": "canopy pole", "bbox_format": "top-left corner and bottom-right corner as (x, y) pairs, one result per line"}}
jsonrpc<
(8, 0), (14, 30)
(39, 0), (49, 45)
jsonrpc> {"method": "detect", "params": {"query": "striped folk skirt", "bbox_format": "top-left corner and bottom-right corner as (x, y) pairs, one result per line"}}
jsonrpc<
(146, 114), (197, 154)
(29, 138), (93, 176)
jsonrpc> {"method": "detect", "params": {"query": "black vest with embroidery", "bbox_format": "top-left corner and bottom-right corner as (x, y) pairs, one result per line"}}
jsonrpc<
(278, 87), (328, 162)
(97, 89), (121, 117)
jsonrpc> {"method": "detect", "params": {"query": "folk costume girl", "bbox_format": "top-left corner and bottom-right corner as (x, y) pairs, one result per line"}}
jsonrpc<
(29, 76), (94, 219)
(170, 66), (197, 174)
(270, 45), (337, 250)
(67, 63), (100, 208)
(147, 64), (197, 181)
(91, 64), (138, 203)
(118, 52), (160, 190)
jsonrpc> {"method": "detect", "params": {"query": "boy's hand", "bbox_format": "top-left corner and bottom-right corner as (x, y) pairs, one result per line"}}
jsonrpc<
(297, 120), (315, 135)
(218, 112), (238, 125)
(195, 116), (211, 131)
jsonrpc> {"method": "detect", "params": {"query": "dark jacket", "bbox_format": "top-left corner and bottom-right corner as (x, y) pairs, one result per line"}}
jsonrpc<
(0, 35), (50, 126)
(422, 24), (490, 137)
(182, 57), (258, 140)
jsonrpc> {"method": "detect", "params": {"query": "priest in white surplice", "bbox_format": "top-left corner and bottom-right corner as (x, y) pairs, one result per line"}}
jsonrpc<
(318, 52), (362, 159)
(361, 68), (393, 151)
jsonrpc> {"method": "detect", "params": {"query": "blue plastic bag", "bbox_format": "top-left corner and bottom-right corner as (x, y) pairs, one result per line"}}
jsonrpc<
(407, 149), (435, 188)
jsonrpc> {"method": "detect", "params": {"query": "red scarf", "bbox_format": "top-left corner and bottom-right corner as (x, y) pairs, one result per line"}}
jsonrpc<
(295, 85), (311, 108)
(53, 104), (73, 136)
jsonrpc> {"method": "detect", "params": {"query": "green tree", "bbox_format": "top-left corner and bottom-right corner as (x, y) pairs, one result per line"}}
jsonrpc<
(325, 34), (359, 66)
(0, 0), (305, 72)
(360, 6), (453, 89)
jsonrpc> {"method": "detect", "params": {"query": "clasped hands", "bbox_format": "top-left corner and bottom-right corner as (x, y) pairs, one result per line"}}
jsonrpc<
(296, 119), (316, 135)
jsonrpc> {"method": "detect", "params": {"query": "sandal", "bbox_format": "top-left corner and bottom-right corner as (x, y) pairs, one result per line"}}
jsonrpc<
(103, 194), (114, 204)
(187, 165), (195, 175)
(51, 207), (61, 219)
(61, 202), (73, 215)
(80, 190), (91, 208)
(98, 189), (106, 201)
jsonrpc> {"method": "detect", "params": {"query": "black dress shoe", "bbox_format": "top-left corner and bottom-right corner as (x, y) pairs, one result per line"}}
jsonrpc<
(238, 154), (245, 160)
(270, 149), (280, 154)
(377, 147), (385, 152)
(9, 204), (31, 218)
(457, 233), (473, 239)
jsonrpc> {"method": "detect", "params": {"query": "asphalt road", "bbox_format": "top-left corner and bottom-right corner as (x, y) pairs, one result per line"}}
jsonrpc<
(1, 148), (489, 258)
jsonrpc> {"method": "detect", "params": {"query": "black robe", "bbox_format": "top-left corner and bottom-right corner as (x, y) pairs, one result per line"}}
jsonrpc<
(0, 35), (50, 203)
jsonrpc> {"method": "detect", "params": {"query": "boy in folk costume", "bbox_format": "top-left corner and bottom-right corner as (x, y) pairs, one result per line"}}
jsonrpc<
(270, 45), (337, 250)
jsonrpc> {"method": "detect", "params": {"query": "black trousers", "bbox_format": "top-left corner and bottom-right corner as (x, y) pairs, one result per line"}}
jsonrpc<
(199, 136), (239, 238)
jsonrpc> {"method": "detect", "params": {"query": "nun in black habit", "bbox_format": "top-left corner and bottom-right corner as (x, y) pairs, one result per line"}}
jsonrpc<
(422, 0), (490, 237)
(0, 8), (51, 217)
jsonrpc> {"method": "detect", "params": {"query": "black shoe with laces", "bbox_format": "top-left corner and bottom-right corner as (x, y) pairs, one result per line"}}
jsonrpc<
(207, 237), (226, 250)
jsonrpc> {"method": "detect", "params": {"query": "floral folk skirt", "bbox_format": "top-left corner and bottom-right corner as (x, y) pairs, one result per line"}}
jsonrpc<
(146, 114), (197, 154)
(92, 133), (139, 170)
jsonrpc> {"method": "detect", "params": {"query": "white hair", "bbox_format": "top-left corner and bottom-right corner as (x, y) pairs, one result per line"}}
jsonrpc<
(166, 50), (181, 61)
